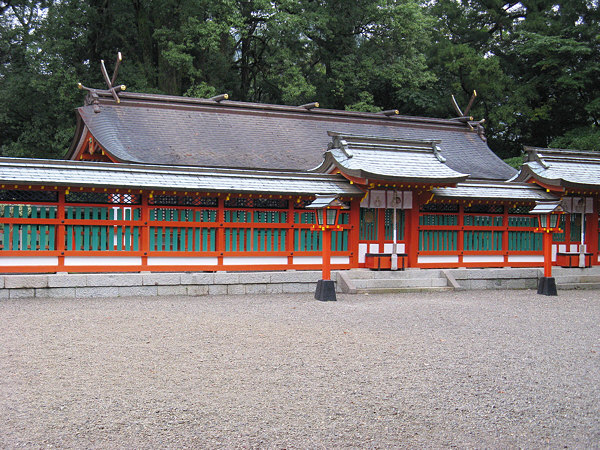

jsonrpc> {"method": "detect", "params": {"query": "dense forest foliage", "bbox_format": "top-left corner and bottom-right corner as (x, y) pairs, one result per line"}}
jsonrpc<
(1, 0), (598, 162)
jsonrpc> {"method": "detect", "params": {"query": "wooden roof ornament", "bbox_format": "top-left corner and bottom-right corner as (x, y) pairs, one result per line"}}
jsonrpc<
(77, 52), (126, 113)
(208, 94), (229, 102)
(451, 90), (487, 141)
(451, 90), (477, 121)
(299, 102), (319, 110)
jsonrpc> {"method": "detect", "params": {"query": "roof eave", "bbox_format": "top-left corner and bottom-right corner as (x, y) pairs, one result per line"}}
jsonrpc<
(339, 166), (469, 184)
(521, 165), (600, 191)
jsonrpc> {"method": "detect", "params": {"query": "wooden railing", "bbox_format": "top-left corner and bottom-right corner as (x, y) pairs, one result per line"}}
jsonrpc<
(0, 191), (355, 273)
(417, 209), (546, 267)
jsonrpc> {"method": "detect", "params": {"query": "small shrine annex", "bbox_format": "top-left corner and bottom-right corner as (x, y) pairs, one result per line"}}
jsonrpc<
(0, 84), (598, 274)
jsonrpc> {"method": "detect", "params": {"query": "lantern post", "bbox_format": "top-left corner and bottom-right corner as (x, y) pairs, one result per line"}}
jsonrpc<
(306, 195), (346, 301)
(530, 201), (564, 296)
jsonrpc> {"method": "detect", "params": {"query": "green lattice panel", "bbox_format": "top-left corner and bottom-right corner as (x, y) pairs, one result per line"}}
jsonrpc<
(253, 210), (287, 224)
(0, 205), (58, 251)
(508, 216), (537, 227)
(464, 231), (502, 251)
(359, 208), (378, 241)
(65, 206), (141, 251)
(553, 215), (567, 242)
(294, 212), (316, 224)
(294, 229), (320, 251)
(384, 209), (405, 241)
(508, 231), (542, 251)
(419, 214), (458, 226)
(419, 230), (458, 251)
(464, 215), (503, 227)
(570, 214), (582, 242)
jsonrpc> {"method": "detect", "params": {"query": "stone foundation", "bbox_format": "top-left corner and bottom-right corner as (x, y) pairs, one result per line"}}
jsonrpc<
(0, 271), (334, 299)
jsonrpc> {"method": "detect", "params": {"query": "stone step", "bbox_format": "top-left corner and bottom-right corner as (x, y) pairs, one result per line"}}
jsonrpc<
(554, 275), (600, 284)
(556, 282), (600, 290)
(447, 268), (542, 280)
(352, 277), (448, 289)
(553, 267), (600, 276)
(356, 286), (454, 294)
(345, 269), (442, 280)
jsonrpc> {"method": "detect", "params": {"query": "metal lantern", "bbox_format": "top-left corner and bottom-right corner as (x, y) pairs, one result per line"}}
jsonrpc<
(530, 201), (563, 232)
(305, 194), (349, 301)
(307, 195), (345, 229)
(529, 200), (564, 296)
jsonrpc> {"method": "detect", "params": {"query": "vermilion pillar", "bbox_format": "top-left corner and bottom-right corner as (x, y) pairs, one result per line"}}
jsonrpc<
(322, 227), (331, 281)
(543, 231), (553, 278)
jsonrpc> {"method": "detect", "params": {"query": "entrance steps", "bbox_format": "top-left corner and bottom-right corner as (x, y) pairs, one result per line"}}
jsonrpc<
(337, 266), (600, 293)
(553, 266), (600, 290)
(337, 269), (452, 294)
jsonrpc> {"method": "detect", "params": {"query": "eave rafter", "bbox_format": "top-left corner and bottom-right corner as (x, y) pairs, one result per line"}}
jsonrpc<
(526, 178), (565, 194)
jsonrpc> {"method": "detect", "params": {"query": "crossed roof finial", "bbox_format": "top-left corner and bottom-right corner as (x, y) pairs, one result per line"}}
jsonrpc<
(451, 90), (486, 139)
(78, 52), (127, 113)
(451, 90), (477, 120)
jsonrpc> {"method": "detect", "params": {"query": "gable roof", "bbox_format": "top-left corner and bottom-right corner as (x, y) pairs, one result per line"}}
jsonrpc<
(314, 132), (469, 184)
(67, 90), (516, 180)
(514, 147), (600, 190)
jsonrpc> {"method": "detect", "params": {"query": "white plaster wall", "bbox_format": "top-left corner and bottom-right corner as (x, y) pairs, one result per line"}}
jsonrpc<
(418, 255), (459, 264)
(331, 256), (350, 264)
(293, 256), (321, 264)
(66, 256), (142, 266)
(358, 243), (368, 263)
(223, 256), (287, 266)
(462, 255), (504, 263)
(148, 257), (217, 266)
(507, 255), (544, 263)
(0, 256), (58, 266)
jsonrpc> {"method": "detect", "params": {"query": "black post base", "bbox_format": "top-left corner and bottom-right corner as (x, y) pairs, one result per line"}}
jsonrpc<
(315, 279), (337, 301)
(537, 277), (557, 296)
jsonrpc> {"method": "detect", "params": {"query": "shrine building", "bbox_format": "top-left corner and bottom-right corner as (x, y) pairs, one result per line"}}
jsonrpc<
(0, 85), (597, 274)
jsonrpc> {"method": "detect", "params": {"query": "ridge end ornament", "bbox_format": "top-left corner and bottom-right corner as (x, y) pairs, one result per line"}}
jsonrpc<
(77, 52), (126, 113)
(450, 90), (486, 140)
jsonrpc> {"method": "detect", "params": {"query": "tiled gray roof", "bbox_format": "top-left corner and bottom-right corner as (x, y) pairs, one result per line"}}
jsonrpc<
(68, 91), (516, 180)
(0, 158), (363, 196)
(432, 180), (557, 201)
(315, 133), (468, 183)
(514, 147), (600, 189)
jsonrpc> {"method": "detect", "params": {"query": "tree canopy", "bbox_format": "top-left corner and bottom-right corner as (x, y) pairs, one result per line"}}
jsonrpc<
(1, 0), (598, 160)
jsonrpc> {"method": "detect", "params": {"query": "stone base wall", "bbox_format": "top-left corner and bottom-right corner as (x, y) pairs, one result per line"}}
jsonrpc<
(0, 271), (335, 299)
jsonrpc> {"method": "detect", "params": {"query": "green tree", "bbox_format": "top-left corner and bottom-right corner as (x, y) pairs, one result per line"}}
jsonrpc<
(427, 0), (600, 157)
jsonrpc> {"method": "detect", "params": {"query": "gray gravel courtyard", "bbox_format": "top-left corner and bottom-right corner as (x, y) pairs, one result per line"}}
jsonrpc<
(1, 289), (599, 448)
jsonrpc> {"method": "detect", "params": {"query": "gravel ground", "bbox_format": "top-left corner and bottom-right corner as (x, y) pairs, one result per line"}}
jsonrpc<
(1, 289), (599, 449)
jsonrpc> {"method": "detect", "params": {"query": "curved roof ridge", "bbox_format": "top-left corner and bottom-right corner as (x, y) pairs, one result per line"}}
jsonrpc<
(525, 146), (600, 163)
(92, 90), (473, 129)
